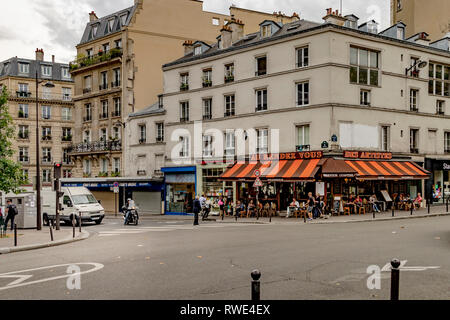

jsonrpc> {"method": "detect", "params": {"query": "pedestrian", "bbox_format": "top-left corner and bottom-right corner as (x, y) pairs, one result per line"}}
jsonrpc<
(4, 199), (18, 231)
(218, 196), (224, 218)
(193, 196), (201, 226)
(307, 192), (315, 221)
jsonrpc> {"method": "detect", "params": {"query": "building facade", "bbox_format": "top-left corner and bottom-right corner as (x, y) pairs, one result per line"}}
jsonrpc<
(0, 49), (75, 187)
(391, 0), (450, 41)
(148, 10), (450, 213)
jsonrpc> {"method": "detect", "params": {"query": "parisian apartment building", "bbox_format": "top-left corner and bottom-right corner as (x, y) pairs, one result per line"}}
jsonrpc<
(0, 49), (75, 187)
(125, 8), (450, 207)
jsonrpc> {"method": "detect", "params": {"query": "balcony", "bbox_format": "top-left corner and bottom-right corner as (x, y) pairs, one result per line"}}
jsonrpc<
(18, 131), (29, 140)
(111, 111), (121, 118)
(99, 112), (109, 120)
(296, 145), (311, 152)
(42, 157), (52, 164)
(111, 81), (121, 88)
(137, 170), (146, 176)
(99, 83), (108, 91)
(69, 48), (123, 72)
(83, 88), (92, 95)
(42, 135), (52, 141)
(156, 137), (164, 143)
(18, 156), (29, 164)
(410, 107), (419, 112)
(83, 115), (92, 122)
(10, 90), (72, 102)
(202, 80), (212, 88)
(224, 75), (234, 83)
(180, 83), (189, 91)
(69, 140), (122, 155)
(62, 135), (72, 142)
(410, 148), (419, 154)
(16, 91), (32, 98)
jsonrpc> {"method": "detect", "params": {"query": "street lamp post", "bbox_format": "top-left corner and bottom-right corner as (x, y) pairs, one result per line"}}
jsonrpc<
(35, 70), (55, 231)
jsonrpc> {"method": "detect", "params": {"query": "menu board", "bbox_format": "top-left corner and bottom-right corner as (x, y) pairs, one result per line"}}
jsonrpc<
(380, 190), (392, 202)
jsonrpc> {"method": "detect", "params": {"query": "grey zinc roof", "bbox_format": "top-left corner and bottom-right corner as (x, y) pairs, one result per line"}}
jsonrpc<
(129, 102), (165, 118)
(0, 57), (73, 82)
(78, 5), (138, 45)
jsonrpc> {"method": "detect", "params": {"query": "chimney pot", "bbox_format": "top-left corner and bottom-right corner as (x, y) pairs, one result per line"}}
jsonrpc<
(35, 48), (44, 61)
(89, 11), (98, 22)
(52, 55), (55, 63)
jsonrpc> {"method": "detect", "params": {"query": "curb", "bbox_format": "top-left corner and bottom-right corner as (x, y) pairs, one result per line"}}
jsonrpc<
(0, 230), (90, 255)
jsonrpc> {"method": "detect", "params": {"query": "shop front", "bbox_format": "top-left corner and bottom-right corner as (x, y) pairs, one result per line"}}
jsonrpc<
(162, 166), (197, 215)
(425, 158), (450, 203)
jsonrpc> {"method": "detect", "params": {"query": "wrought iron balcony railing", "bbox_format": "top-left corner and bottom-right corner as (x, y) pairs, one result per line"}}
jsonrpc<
(69, 140), (122, 154)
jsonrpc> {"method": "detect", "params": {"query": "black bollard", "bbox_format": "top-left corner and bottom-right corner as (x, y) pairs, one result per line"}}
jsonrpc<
(49, 220), (54, 241)
(303, 209), (306, 223)
(72, 216), (75, 238)
(392, 205), (395, 217)
(427, 199), (430, 214)
(251, 269), (261, 301)
(410, 202), (413, 216)
(269, 208), (272, 223)
(79, 212), (82, 232)
(14, 223), (17, 247)
(446, 198), (449, 213)
(373, 209), (375, 219)
(390, 259), (401, 301)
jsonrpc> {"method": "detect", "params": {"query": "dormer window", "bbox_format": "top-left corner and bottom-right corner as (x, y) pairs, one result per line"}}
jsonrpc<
(41, 65), (52, 77)
(194, 46), (202, 55)
(120, 14), (128, 26)
(19, 63), (29, 74)
(397, 0), (402, 11)
(367, 22), (378, 34)
(92, 24), (99, 37)
(261, 25), (271, 37)
(108, 19), (115, 32)
(397, 27), (405, 40)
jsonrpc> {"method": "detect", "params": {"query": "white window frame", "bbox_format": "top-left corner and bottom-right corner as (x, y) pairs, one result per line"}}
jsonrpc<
(41, 65), (52, 77)
(179, 136), (190, 158)
(350, 46), (380, 86)
(61, 67), (70, 79)
(42, 105), (51, 119)
(445, 132), (450, 153)
(410, 89), (419, 111)
(61, 107), (72, 121)
(139, 125), (146, 143)
(180, 101), (189, 121)
(225, 131), (235, 156)
(203, 135), (213, 158)
(203, 98), (212, 119)
(62, 87), (72, 101)
(296, 81), (310, 106)
(261, 25), (271, 37)
(156, 123), (164, 142)
(257, 128), (269, 154)
(224, 94), (235, 116)
(19, 63), (29, 74)
(255, 89), (268, 111)
(296, 125), (310, 147)
(296, 46), (309, 68)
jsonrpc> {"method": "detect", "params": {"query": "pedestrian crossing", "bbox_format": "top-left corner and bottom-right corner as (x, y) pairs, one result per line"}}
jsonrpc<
(97, 223), (255, 237)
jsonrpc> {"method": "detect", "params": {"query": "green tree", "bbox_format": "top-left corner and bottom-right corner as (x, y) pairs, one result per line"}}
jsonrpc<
(0, 86), (26, 193)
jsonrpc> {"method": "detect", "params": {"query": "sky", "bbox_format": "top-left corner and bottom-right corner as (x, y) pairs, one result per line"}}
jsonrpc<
(0, 0), (390, 63)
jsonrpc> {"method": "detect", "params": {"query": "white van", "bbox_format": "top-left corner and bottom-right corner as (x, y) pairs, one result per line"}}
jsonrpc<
(42, 187), (105, 225)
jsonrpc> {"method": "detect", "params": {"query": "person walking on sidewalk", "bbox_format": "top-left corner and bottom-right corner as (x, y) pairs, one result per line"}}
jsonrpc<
(193, 196), (201, 226)
(4, 199), (18, 231)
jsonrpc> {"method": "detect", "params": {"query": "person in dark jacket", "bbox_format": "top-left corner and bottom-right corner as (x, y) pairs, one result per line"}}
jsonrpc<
(193, 196), (201, 226)
(4, 199), (18, 231)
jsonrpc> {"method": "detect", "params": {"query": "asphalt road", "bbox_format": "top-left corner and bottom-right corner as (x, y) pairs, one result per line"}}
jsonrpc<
(0, 216), (449, 300)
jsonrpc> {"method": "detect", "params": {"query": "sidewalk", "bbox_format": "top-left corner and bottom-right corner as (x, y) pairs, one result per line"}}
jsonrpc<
(0, 227), (89, 255)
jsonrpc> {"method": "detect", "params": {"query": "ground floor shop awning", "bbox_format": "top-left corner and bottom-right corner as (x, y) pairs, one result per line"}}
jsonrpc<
(343, 160), (430, 180)
(220, 159), (321, 181)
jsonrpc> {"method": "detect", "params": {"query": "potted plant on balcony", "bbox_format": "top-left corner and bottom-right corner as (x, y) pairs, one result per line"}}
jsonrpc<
(63, 134), (72, 142)
(98, 172), (108, 177)
(225, 74), (234, 82)
(111, 171), (121, 177)
(83, 173), (91, 178)
(98, 49), (104, 56)
(180, 83), (189, 91)
(18, 110), (24, 118)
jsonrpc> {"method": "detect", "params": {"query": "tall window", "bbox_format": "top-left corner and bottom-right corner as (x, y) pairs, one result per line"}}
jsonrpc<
(112, 127), (120, 140)
(22, 169), (29, 181)
(42, 169), (51, 183)
(437, 100), (445, 115)
(19, 63), (29, 74)
(18, 125), (29, 139)
(202, 69), (212, 87)
(297, 82), (309, 106)
(256, 89), (268, 111)
(360, 89), (371, 106)
(139, 125), (146, 144)
(18, 83), (29, 94)
(63, 149), (71, 165)
(101, 158), (108, 173)
(261, 25), (271, 37)
(101, 100), (108, 118)
(18, 104), (29, 118)
(103, 43), (110, 53)
(84, 103), (92, 121)
(180, 101), (189, 122)
(61, 67), (70, 79)
(410, 89), (419, 111)
(19, 147), (29, 162)
(113, 68), (121, 87)
(225, 64), (234, 83)
(42, 127), (52, 140)
(83, 130), (91, 143)
(257, 129), (268, 154)
(42, 148), (52, 163)
(429, 63), (450, 97)
(203, 98), (212, 120)
(62, 87), (72, 101)
(61, 107), (72, 121)
(296, 46), (309, 68)
(381, 126), (390, 151)
(83, 159), (91, 175)
(100, 128), (107, 141)
(179, 136), (189, 158)
(180, 73), (189, 91)
(410, 129), (419, 154)
(203, 135), (213, 157)
(224, 94), (235, 117)
(225, 131), (235, 156)
(42, 106), (51, 120)
(113, 97), (121, 116)
(115, 39), (122, 48)
(156, 123), (164, 142)
(62, 128), (72, 141)
(100, 71), (108, 90)
(445, 132), (450, 153)
(42, 87), (52, 100)
(296, 125), (310, 149)
(84, 75), (92, 90)
(256, 56), (267, 76)
(350, 47), (379, 86)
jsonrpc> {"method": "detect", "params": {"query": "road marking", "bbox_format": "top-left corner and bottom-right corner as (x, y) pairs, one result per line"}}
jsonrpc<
(0, 263), (104, 291)
(381, 260), (440, 272)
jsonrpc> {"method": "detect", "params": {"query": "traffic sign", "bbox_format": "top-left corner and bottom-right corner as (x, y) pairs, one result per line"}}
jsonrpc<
(254, 169), (261, 178)
(113, 182), (119, 188)
(253, 177), (263, 188)
(113, 187), (119, 194)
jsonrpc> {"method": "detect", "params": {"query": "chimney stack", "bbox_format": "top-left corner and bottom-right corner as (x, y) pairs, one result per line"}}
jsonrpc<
(229, 18), (245, 44)
(89, 11), (98, 22)
(35, 48), (44, 62)
(415, 32), (431, 46)
(52, 55), (55, 63)
(220, 25), (233, 49)
(322, 8), (346, 26)
(183, 40), (194, 55)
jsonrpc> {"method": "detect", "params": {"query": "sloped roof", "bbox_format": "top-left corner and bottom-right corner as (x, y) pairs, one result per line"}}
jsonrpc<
(0, 57), (73, 82)
(78, 5), (138, 45)
(129, 102), (165, 118)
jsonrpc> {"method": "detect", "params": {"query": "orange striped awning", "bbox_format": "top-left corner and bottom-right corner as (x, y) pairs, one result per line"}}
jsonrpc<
(344, 160), (430, 180)
(220, 159), (321, 181)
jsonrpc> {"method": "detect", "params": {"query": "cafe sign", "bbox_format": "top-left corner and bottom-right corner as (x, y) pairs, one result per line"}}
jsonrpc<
(251, 151), (323, 161)
(344, 151), (392, 160)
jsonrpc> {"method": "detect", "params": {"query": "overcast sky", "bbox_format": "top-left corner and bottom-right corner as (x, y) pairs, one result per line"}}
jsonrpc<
(0, 0), (390, 63)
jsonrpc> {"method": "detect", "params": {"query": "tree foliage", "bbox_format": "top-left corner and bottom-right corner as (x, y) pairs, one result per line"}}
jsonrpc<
(0, 86), (26, 193)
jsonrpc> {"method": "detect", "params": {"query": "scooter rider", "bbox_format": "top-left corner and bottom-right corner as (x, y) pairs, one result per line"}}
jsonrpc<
(124, 198), (135, 225)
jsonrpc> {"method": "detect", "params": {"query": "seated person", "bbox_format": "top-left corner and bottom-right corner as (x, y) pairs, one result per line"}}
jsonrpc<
(354, 195), (363, 208)
(235, 201), (245, 217)
(287, 198), (300, 218)
(369, 194), (381, 213)
(414, 193), (423, 209)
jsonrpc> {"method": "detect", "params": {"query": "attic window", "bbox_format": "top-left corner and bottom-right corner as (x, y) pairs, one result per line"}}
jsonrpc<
(194, 46), (202, 55)
(120, 14), (128, 26)
(397, 0), (402, 11)
(92, 24), (99, 37)
(397, 27), (404, 40)
(212, 18), (219, 26)
(108, 19), (115, 32)
(367, 22), (378, 34)
(261, 25), (271, 37)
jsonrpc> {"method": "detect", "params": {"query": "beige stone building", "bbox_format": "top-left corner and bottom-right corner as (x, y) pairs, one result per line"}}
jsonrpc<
(0, 49), (75, 187)
(140, 9), (450, 213)
(391, 0), (450, 41)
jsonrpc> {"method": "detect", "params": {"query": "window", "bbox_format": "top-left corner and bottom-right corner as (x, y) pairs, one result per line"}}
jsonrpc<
(100, 71), (108, 90)
(100, 128), (107, 141)
(256, 89), (268, 111)
(224, 94), (235, 117)
(256, 56), (267, 76)
(42, 148), (52, 163)
(101, 158), (108, 173)
(410, 129), (419, 154)
(63, 169), (72, 179)
(381, 126), (390, 151)
(212, 18), (220, 26)
(42, 86), (52, 100)
(437, 100), (445, 115)
(410, 89), (419, 111)
(202, 69), (212, 87)
(108, 19), (115, 32)
(63, 149), (71, 165)
(429, 62), (450, 97)
(296, 125), (310, 149)
(296, 82), (309, 106)
(120, 14), (128, 26)
(101, 100), (109, 118)
(194, 46), (202, 55)
(22, 170), (29, 181)
(261, 25), (271, 37)
(139, 125), (146, 144)
(84, 103), (92, 121)
(225, 131), (235, 156)
(83, 159), (91, 175)
(203, 98), (212, 120)
(41, 65), (52, 77)
(445, 132), (450, 153)
(225, 64), (234, 82)
(86, 49), (93, 58)
(180, 73), (189, 91)
(92, 25), (98, 37)
(61, 107), (72, 121)
(360, 90), (371, 106)
(397, 0), (402, 11)
(350, 47), (379, 86)
(179, 136), (189, 158)
(113, 97), (121, 117)
(203, 135), (213, 157)
(180, 101), (189, 122)
(84, 75), (92, 90)
(115, 39), (122, 48)
(19, 147), (29, 162)
(296, 46), (309, 68)
(42, 169), (51, 183)
(18, 104), (29, 118)
(397, 27), (404, 40)
(62, 87), (72, 101)
(42, 106), (51, 120)
(18, 125), (29, 139)
(113, 127), (120, 140)
(18, 83), (29, 97)
(61, 67), (70, 79)
(83, 130), (91, 143)
(103, 43), (110, 53)
(19, 63), (29, 74)
(257, 129), (268, 154)
(62, 128), (72, 141)
(156, 123), (164, 142)
(113, 68), (121, 87)
(42, 127), (52, 140)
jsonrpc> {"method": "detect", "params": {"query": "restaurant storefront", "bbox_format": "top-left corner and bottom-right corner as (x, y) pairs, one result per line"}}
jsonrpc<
(162, 166), (197, 215)
(220, 151), (430, 214)
(424, 158), (450, 203)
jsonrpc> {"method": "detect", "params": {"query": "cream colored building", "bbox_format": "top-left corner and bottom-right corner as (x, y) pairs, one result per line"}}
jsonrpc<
(391, 0), (450, 41)
(0, 49), (75, 187)
(149, 10), (450, 209)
